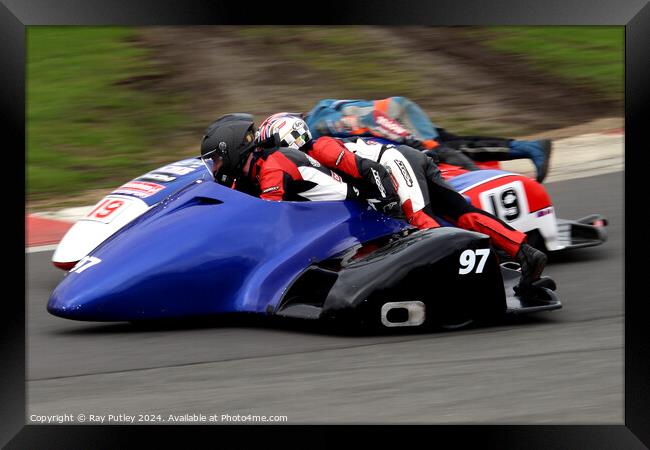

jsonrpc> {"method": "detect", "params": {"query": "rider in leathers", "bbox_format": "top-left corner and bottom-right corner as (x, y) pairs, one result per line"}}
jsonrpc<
(258, 113), (548, 291)
(305, 97), (553, 183)
(200, 114), (403, 219)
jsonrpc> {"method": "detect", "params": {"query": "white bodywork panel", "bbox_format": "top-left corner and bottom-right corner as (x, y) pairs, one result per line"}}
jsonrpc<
(52, 195), (151, 265)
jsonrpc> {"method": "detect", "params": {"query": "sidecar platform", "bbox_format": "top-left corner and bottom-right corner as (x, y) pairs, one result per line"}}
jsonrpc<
(500, 263), (562, 314)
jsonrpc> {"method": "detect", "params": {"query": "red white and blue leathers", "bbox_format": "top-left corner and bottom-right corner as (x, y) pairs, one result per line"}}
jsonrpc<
(334, 138), (528, 258)
(241, 137), (403, 219)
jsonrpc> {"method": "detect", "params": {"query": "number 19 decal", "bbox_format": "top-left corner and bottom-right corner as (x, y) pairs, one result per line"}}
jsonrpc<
(459, 249), (490, 274)
(478, 181), (529, 223)
(488, 188), (520, 221)
(85, 197), (129, 224)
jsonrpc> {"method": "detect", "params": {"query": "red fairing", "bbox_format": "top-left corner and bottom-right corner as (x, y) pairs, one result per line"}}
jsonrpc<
(439, 161), (501, 180)
(517, 176), (553, 213)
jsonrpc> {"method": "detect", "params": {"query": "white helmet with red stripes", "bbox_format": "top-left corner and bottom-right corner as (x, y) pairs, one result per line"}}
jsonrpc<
(256, 112), (312, 150)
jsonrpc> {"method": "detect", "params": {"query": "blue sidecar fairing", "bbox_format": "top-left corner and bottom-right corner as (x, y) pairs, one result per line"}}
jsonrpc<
(48, 179), (560, 327)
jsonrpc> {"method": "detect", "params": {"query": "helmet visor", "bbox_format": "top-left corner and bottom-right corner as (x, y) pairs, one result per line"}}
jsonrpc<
(200, 129), (257, 182)
(200, 147), (226, 180)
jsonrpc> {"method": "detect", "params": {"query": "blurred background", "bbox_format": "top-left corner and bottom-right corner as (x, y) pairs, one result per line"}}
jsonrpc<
(26, 26), (623, 209)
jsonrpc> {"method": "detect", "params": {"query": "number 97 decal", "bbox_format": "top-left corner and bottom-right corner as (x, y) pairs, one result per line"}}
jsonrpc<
(459, 249), (490, 274)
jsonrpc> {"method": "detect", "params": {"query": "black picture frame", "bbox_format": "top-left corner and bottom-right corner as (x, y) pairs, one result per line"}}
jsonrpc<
(5, 0), (646, 448)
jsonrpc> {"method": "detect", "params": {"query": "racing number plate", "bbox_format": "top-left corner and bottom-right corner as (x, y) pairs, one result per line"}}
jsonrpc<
(83, 197), (132, 224)
(478, 180), (529, 223)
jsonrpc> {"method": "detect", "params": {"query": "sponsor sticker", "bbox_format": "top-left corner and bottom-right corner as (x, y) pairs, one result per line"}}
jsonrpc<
(335, 150), (345, 166)
(374, 113), (409, 138)
(306, 154), (321, 168)
(113, 181), (166, 198)
(371, 168), (387, 198)
(394, 159), (413, 187)
(156, 164), (197, 176)
(173, 159), (204, 168)
(138, 173), (177, 183)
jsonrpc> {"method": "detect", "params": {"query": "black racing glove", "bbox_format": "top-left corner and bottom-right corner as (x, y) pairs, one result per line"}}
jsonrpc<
(380, 198), (405, 220)
(350, 167), (405, 221)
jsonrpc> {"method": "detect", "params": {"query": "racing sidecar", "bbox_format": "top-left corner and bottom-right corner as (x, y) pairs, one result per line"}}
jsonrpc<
(51, 145), (607, 272)
(439, 163), (608, 255)
(47, 177), (561, 328)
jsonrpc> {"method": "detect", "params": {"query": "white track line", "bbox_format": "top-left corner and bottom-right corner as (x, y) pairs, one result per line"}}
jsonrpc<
(26, 244), (59, 253)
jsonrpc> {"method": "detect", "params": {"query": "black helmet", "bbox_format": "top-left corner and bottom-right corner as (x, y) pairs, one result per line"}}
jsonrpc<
(200, 113), (257, 184)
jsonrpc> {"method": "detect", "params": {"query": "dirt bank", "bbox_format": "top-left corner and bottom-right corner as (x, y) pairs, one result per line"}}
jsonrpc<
(133, 26), (622, 139)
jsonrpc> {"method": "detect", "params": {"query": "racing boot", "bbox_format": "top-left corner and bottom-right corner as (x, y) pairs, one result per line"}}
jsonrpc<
(509, 139), (553, 183)
(434, 145), (480, 171)
(515, 243), (547, 291)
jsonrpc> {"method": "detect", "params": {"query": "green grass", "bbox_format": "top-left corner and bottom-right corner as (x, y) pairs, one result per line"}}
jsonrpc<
(469, 26), (623, 103)
(27, 27), (191, 201)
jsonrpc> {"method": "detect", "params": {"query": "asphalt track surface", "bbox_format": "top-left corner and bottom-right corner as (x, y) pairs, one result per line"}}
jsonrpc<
(27, 171), (623, 424)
